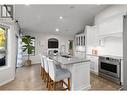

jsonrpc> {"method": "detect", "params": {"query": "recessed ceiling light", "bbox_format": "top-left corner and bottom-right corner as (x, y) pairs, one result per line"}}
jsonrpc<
(70, 6), (75, 9)
(56, 28), (59, 32)
(59, 16), (63, 20)
(25, 4), (30, 6)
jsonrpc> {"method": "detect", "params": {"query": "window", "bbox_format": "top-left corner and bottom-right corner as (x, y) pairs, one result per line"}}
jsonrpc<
(1, 5), (13, 18)
(0, 27), (7, 66)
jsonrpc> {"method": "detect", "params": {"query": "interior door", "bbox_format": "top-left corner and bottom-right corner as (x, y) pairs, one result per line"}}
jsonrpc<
(68, 40), (73, 55)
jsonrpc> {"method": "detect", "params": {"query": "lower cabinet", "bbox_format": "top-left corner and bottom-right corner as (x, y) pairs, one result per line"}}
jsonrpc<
(87, 55), (99, 75)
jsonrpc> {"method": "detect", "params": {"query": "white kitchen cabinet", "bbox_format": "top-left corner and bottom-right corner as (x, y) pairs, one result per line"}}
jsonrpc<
(85, 25), (100, 54)
(85, 26), (97, 47)
(86, 55), (99, 75)
(75, 51), (86, 58)
(85, 26), (99, 74)
(75, 34), (85, 46)
(97, 14), (123, 37)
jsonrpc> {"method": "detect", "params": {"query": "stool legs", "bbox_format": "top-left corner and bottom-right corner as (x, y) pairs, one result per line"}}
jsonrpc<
(42, 68), (44, 80)
(40, 65), (42, 76)
(68, 78), (70, 90)
(40, 65), (45, 80)
(48, 77), (51, 90)
(53, 82), (56, 90)
(48, 78), (71, 91)
(44, 72), (47, 82)
(46, 74), (49, 88)
(41, 69), (50, 89)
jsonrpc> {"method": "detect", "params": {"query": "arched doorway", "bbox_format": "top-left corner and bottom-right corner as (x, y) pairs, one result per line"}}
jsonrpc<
(48, 38), (59, 55)
(48, 38), (58, 49)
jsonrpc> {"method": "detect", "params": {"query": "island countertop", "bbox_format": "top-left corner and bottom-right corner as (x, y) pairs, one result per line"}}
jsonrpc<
(50, 55), (90, 65)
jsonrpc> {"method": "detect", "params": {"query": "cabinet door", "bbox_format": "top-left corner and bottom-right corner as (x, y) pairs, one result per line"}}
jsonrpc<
(76, 37), (78, 46)
(90, 61), (95, 71)
(91, 56), (98, 74)
(75, 36), (79, 46)
(98, 15), (123, 36)
(81, 35), (85, 46)
(83, 36), (85, 46)
(81, 36), (83, 46)
(75, 52), (79, 57)
(75, 34), (85, 46)
(87, 55), (98, 74)
(79, 36), (81, 46)
(94, 58), (98, 74)
(81, 52), (85, 58)
(86, 26), (97, 47)
(77, 37), (79, 46)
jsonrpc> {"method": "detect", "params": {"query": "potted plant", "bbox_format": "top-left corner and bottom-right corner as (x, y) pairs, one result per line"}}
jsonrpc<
(22, 35), (35, 66)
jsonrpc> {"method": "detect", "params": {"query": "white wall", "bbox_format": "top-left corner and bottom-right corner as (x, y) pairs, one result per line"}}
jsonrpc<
(0, 21), (19, 86)
(98, 37), (123, 56)
(94, 5), (125, 57)
(95, 5), (127, 24)
(23, 32), (74, 64)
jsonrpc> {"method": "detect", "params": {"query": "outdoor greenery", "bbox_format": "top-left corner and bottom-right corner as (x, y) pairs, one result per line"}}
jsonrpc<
(0, 28), (6, 48)
(69, 41), (73, 50)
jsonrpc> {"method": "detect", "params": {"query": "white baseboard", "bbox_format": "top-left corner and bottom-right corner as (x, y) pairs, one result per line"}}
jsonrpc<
(0, 77), (14, 86)
(32, 62), (40, 64)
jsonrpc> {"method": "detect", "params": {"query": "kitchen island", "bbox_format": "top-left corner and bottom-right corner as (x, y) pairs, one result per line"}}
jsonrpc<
(51, 55), (91, 90)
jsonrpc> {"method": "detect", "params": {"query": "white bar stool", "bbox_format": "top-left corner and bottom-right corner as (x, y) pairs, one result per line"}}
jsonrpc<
(39, 54), (45, 80)
(47, 58), (71, 90)
(42, 56), (49, 88)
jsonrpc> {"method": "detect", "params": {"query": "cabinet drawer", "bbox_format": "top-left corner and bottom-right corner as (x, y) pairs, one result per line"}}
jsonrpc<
(90, 61), (95, 69)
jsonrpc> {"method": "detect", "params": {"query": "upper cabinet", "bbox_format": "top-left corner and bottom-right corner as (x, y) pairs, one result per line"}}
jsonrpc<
(85, 26), (98, 47)
(97, 14), (123, 38)
(75, 33), (85, 46)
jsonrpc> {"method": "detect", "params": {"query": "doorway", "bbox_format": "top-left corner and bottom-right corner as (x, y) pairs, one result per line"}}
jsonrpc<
(68, 40), (73, 56)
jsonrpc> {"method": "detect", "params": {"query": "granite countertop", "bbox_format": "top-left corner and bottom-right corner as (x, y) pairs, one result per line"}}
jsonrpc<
(86, 53), (99, 57)
(98, 55), (123, 59)
(86, 54), (123, 59)
(51, 55), (90, 65)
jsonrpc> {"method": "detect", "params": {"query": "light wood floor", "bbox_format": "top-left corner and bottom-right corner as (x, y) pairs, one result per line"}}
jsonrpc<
(0, 64), (121, 90)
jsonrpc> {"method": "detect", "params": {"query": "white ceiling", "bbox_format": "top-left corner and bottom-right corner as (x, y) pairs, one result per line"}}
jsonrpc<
(15, 5), (110, 36)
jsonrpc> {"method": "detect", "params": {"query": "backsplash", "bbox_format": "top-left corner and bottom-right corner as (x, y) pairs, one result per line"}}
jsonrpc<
(87, 37), (123, 57)
(99, 37), (123, 57)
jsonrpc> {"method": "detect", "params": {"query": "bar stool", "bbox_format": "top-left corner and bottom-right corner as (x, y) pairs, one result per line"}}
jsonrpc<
(42, 56), (49, 88)
(39, 54), (45, 80)
(47, 58), (71, 90)
(42, 56), (62, 88)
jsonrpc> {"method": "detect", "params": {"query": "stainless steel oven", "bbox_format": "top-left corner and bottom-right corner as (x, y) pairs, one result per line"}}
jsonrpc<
(99, 55), (121, 85)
